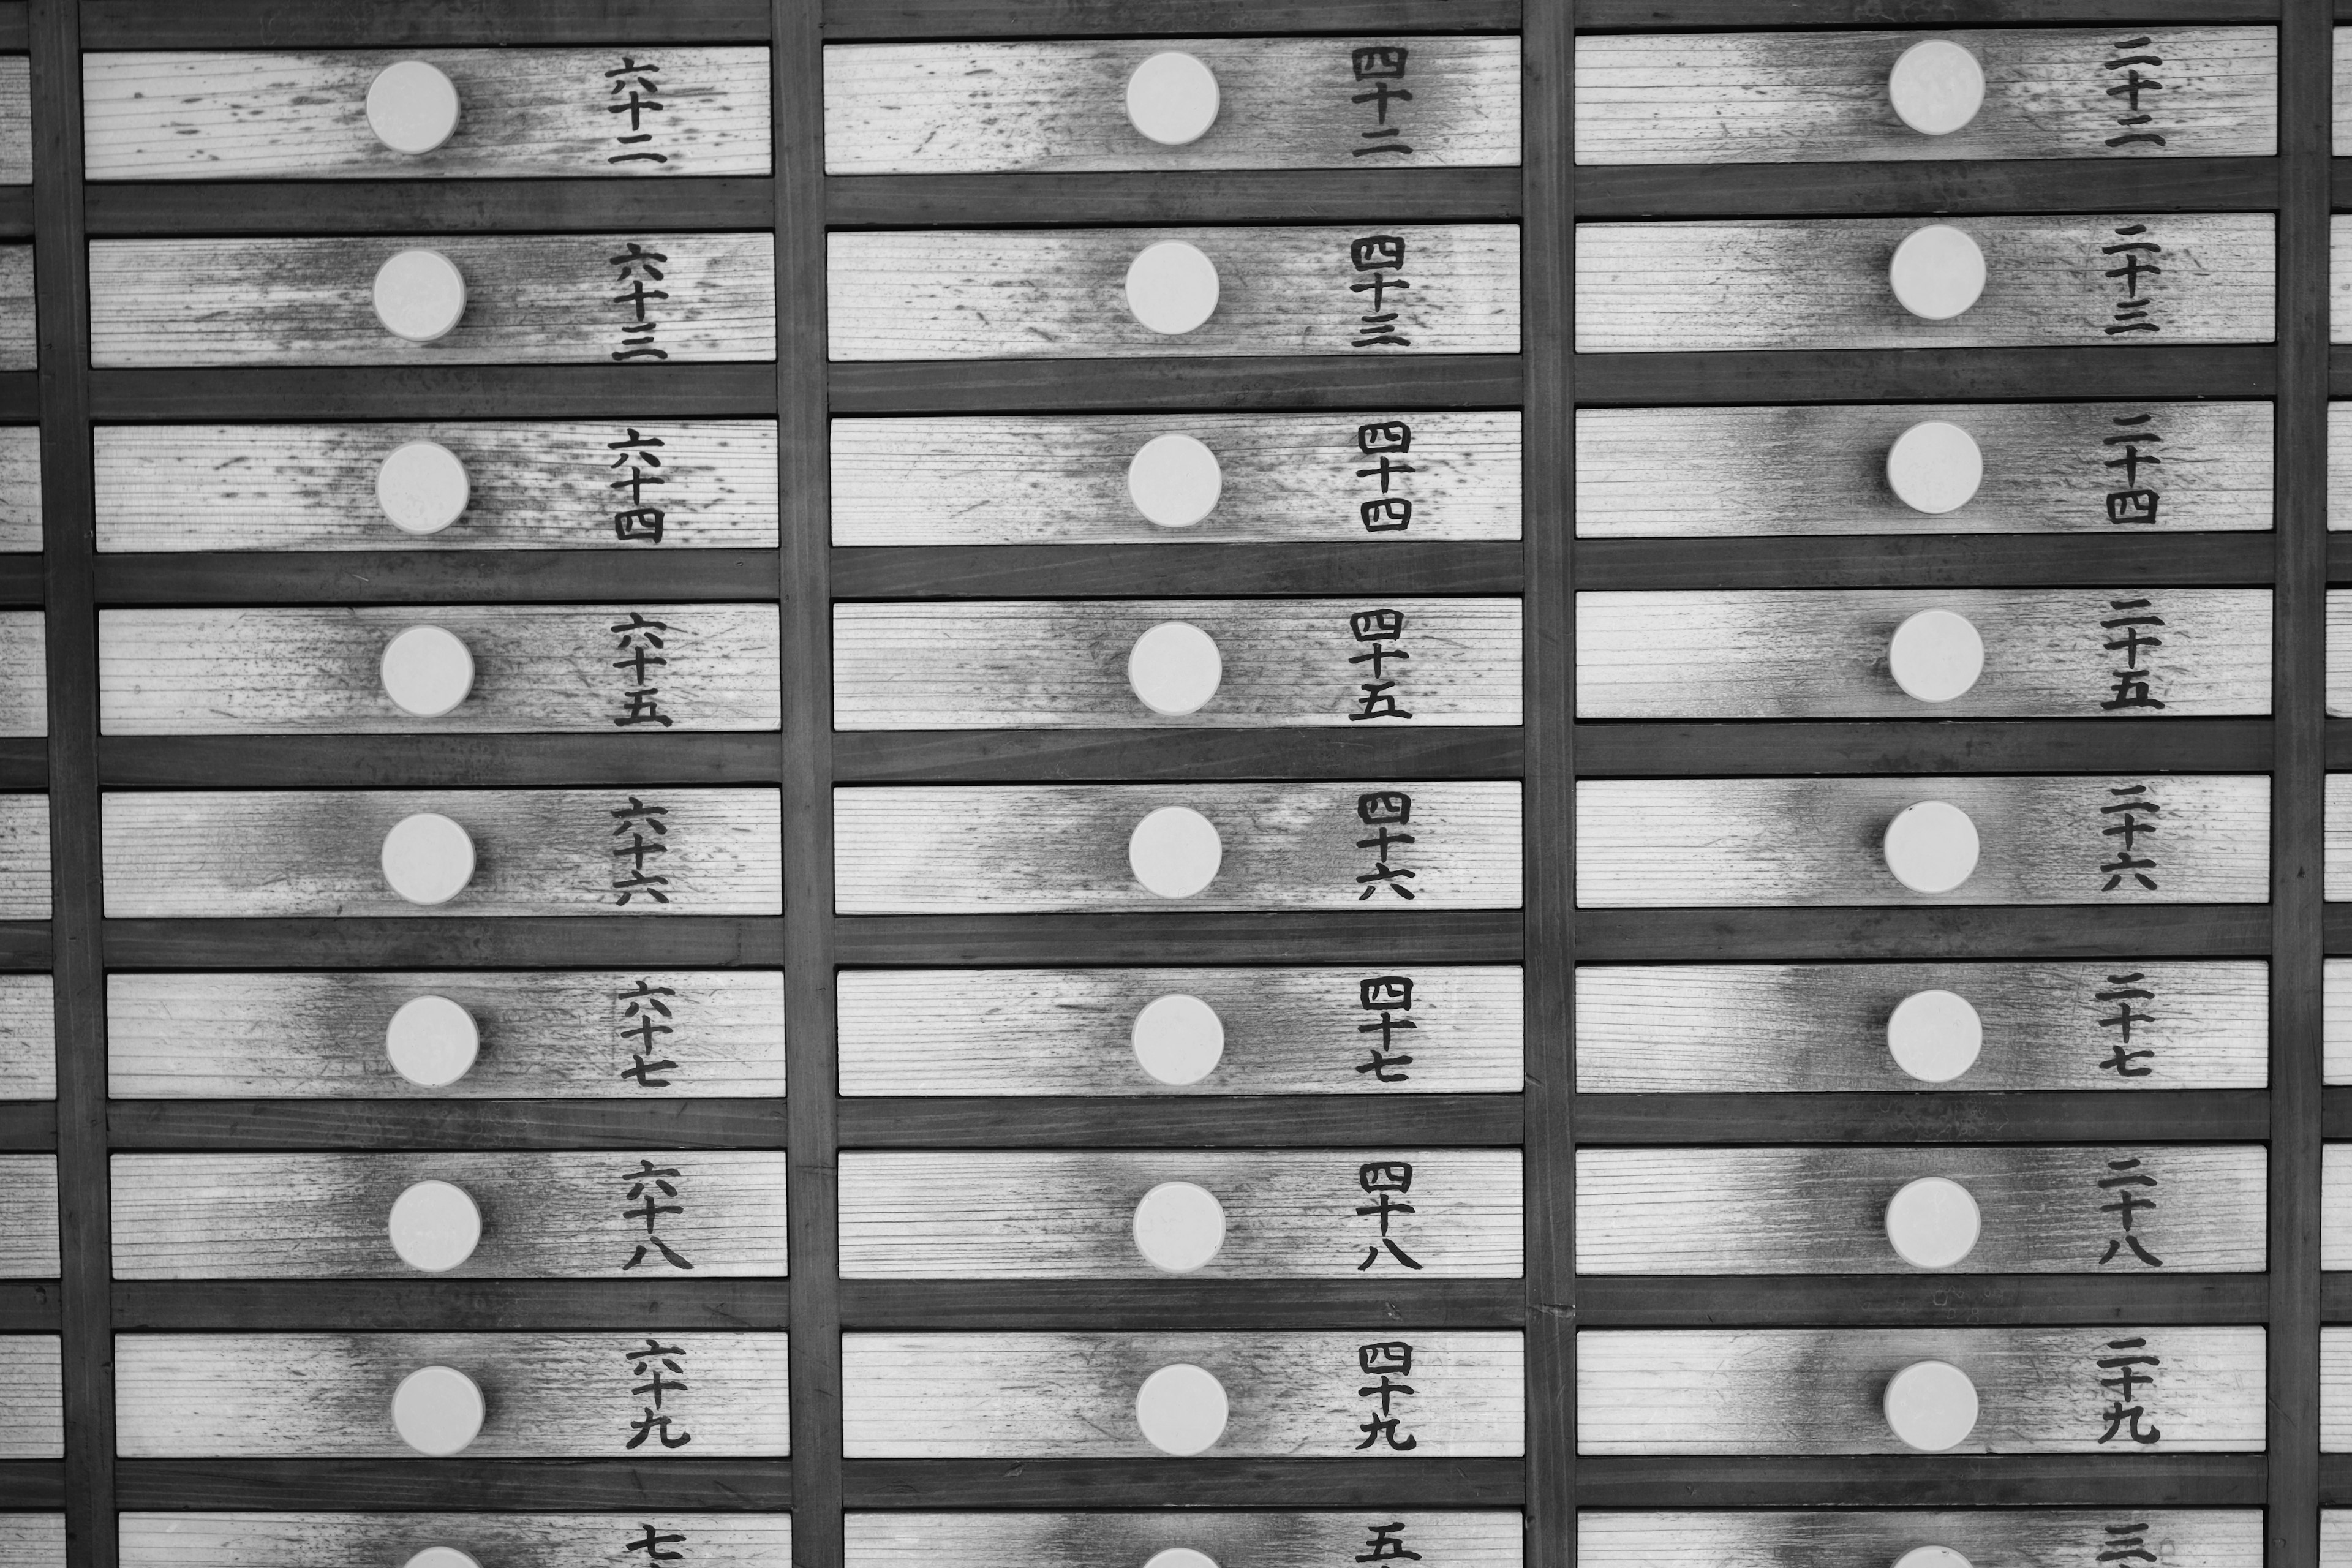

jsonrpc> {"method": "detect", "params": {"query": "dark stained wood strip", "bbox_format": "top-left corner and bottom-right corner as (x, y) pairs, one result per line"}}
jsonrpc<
(834, 730), (1524, 783)
(1575, 720), (2272, 777)
(89, 366), (776, 421)
(841, 1458), (1526, 1508)
(1576, 1455), (2260, 1509)
(100, 736), (781, 790)
(106, 1099), (790, 1152)
(0, 1459), (61, 1509)
(101, 916), (786, 969)
(835, 1096), (1522, 1148)
(0, 187), (28, 241)
(0, 1101), (53, 1148)
(832, 543), (1523, 599)
(113, 1280), (790, 1332)
(1583, 345), (2275, 404)
(1580, 159), (2278, 219)
(78, 0), (769, 47)
(1575, 1091), (2270, 1144)
(0, 1281), (57, 1331)
(1580, 906), (2272, 962)
(834, 911), (1524, 965)
(1577, 0), (2276, 22)
(1579, 535), (2274, 591)
(823, 1), (1520, 37)
(839, 1278), (1525, 1329)
(87, 180), (776, 236)
(1580, 1275), (2266, 1327)
(830, 355), (1521, 414)
(116, 1458), (793, 1512)
(96, 551), (782, 606)
(829, 168), (1521, 226)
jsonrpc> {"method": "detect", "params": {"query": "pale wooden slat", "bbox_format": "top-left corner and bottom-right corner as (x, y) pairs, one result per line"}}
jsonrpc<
(0, 1517), (61, 1568)
(1581, 775), (2267, 908)
(2315, 594), (2352, 714)
(2322, 962), (2352, 1085)
(0, 1336), (59, 1458)
(839, 966), (1521, 1097)
(2313, 1329), (2352, 1449)
(842, 1331), (1522, 1458)
(108, 970), (782, 1100)
(101, 789), (779, 918)
(2334, 29), (2352, 157)
(0, 614), (45, 737)
(1585, 1512), (2260, 1568)
(94, 421), (776, 552)
(0, 974), (55, 1101)
(0, 248), (34, 372)
(2310, 777), (2352, 901)
(89, 235), (774, 368)
(111, 1152), (787, 1279)
(2324, 1145), (2352, 1270)
(0, 61), (26, 187)
(1579, 28), (2274, 165)
(0, 1155), (56, 1278)
(84, 50), (770, 180)
(1578, 962), (2266, 1093)
(829, 227), (1518, 361)
(1580, 216), (2273, 353)
(1583, 1327), (2263, 1454)
(0, 426), (41, 555)
(839, 1151), (1521, 1278)
(123, 1515), (789, 1568)
(848, 1513), (1520, 1568)
(0, 797), (53, 921)
(836, 600), (1520, 729)
(835, 782), (1522, 914)
(100, 604), (779, 734)
(2315, 219), (2352, 344)
(2322, 1513), (2352, 1567)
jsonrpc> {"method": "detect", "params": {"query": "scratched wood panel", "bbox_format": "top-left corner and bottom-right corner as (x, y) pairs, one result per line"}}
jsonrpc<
(2323, 1145), (2352, 1270)
(2320, 962), (2352, 1085)
(1580, 775), (2267, 908)
(100, 789), (779, 918)
(1583, 1512), (2261, 1568)
(832, 412), (1520, 547)
(89, 234), (775, 368)
(840, 966), (1522, 1097)
(1579, 216), (2273, 353)
(109, 970), (782, 1099)
(0, 248), (34, 372)
(112, 1152), (787, 1278)
(837, 600), (1520, 729)
(0, 426), (40, 555)
(836, 783), (1521, 914)
(2310, 778), (2352, 901)
(0, 797), (52, 921)
(100, 604), (780, 734)
(0, 1517), (61, 1568)
(0, 614), (43, 737)
(2310, 221), (2352, 344)
(0, 1156), (56, 1278)
(1580, 962), (2266, 1093)
(1581, 402), (2271, 538)
(84, 49), (770, 179)
(1578, 28), (2274, 165)
(829, 226), (1518, 361)
(824, 37), (1518, 173)
(840, 1151), (1521, 1278)
(2327, 1513), (2352, 1565)
(1581, 589), (2267, 719)
(1580, 1145), (2263, 1273)
(0, 60), (26, 186)
(116, 1332), (789, 1457)
(1582, 1327), (2264, 1454)
(2310, 1329), (2352, 1449)
(842, 1331), (1522, 1457)
(0, 974), (53, 1102)
(123, 1515), (790, 1568)
(0, 1338), (59, 1458)
(94, 421), (777, 552)
(849, 1513), (1521, 1568)
(2313, 595), (2352, 715)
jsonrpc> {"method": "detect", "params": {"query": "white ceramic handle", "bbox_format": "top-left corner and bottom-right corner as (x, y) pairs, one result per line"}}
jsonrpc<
(374, 249), (468, 342)
(1887, 609), (1985, 704)
(391, 1364), (485, 1456)
(376, 440), (470, 535)
(1888, 225), (1986, 322)
(1133, 1181), (1227, 1273)
(381, 625), (476, 718)
(1128, 806), (1223, 899)
(367, 59), (462, 154)
(1884, 421), (1983, 515)
(1882, 1359), (1979, 1452)
(1127, 434), (1223, 528)
(381, 812), (476, 906)
(388, 1178), (483, 1273)
(1131, 993), (1225, 1085)
(1884, 989), (1981, 1084)
(1128, 622), (1223, 716)
(1134, 1362), (1229, 1455)
(403, 1548), (483, 1568)
(1884, 1175), (1981, 1269)
(1882, 801), (1980, 894)
(385, 993), (481, 1088)
(1126, 241), (1220, 335)
(1888, 40), (1985, 136)
(1126, 51), (1220, 146)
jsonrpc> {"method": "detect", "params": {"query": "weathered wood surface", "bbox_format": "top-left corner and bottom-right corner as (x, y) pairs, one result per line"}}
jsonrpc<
(1581, 402), (2270, 538)
(0, 248), (34, 372)
(0, 1517), (61, 1568)
(89, 235), (775, 367)
(0, 796), (51, 919)
(1578, 28), (2274, 165)
(122, 1515), (790, 1568)
(2311, 777), (2352, 901)
(112, 1152), (788, 1278)
(116, 1332), (790, 1457)
(2324, 962), (2352, 1085)
(100, 789), (780, 917)
(85, 50), (771, 179)
(829, 227), (1518, 361)
(832, 412), (1520, 547)
(835, 782), (1522, 914)
(0, 1336), (59, 1457)
(0, 614), (44, 736)
(841, 1331), (1522, 1457)
(0, 1155), (56, 1277)
(109, 970), (782, 1100)
(1579, 216), (2273, 352)
(100, 604), (780, 733)
(2314, 219), (2352, 344)
(1580, 775), (2267, 907)
(2314, 1329), (2352, 1449)
(94, 421), (777, 552)
(0, 974), (53, 1101)
(824, 37), (1518, 173)
(2335, 29), (2352, 156)
(2322, 1144), (2352, 1270)
(839, 965), (1521, 1097)
(2313, 595), (2352, 715)
(1583, 1512), (2260, 1568)
(850, 1515), (1518, 1568)
(0, 426), (40, 554)
(1582, 1327), (2263, 1453)
(1581, 589), (2267, 718)
(837, 599), (1520, 729)
(2328, 1512), (2352, 1564)
(1580, 962), (2265, 1093)
(0, 60), (26, 186)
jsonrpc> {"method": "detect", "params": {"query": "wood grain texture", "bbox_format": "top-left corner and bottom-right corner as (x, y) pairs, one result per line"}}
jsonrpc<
(2322, 1144), (2352, 1269)
(0, 1335), (58, 1457)
(89, 234), (775, 368)
(0, 1155), (54, 1277)
(121, 1513), (790, 1568)
(0, 973), (52, 1102)
(100, 788), (780, 917)
(2321, 962), (2352, 1085)
(1581, 1327), (2263, 1453)
(828, 226), (1517, 361)
(0, 426), (37, 556)
(846, 1512), (1520, 1568)
(0, 1516), (59, 1568)
(2315, 596), (2352, 715)
(1582, 1510), (2260, 1568)
(1578, 961), (2266, 1093)
(0, 247), (34, 372)
(83, 50), (771, 179)
(841, 1330), (1521, 1457)
(0, 796), (51, 919)
(115, 1331), (789, 1457)
(832, 412), (1520, 546)
(1577, 28), (2275, 165)
(0, 616), (39, 740)
(835, 782), (1521, 914)
(2334, 28), (2352, 156)
(823, 37), (1517, 173)
(1579, 216), (2273, 352)
(93, 421), (777, 552)
(0, 60), (24, 187)
(2309, 777), (2352, 900)
(107, 969), (781, 1100)
(2307, 1329), (2352, 1448)
(839, 965), (1521, 1097)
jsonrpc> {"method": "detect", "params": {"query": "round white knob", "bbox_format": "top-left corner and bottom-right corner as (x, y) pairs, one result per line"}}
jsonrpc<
(1126, 241), (1220, 336)
(1882, 801), (1978, 895)
(1132, 993), (1224, 1085)
(1133, 1181), (1226, 1274)
(1883, 1359), (1978, 1452)
(385, 994), (480, 1088)
(1885, 989), (1981, 1084)
(381, 812), (475, 907)
(404, 1550), (482, 1568)
(1128, 622), (1223, 717)
(366, 60), (462, 155)
(1888, 225), (1986, 322)
(1888, 40), (1985, 136)
(374, 249), (468, 343)
(1128, 805), (1222, 899)
(381, 625), (476, 718)
(388, 1178), (482, 1273)
(391, 1364), (484, 1456)
(376, 440), (470, 535)
(1145, 1551), (1220, 1568)
(1885, 421), (1982, 515)
(1885, 1176), (1981, 1270)
(1887, 609), (1985, 704)
(1127, 434), (1223, 528)
(1135, 1362), (1228, 1455)
(1126, 51), (1220, 146)
(1895, 1548), (1973, 1568)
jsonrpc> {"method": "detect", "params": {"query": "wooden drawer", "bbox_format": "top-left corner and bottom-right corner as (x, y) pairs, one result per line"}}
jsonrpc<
(0, 247), (33, 370)
(0, 1517), (59, 1568)
(123, 1515), (791, 1568)
(0, 1154), (54, 1277)
(0, 973), (51, 1101)
(0, 613), (43, 734)
(0, 427), (39, 552)
(0, 796), (51, 918)
(2313, 1330), (2352, 1448)
(848, 1514), (1520, 1568)
(1583, 1512), (2260, 1568)
(0, 1335), (59, 1457)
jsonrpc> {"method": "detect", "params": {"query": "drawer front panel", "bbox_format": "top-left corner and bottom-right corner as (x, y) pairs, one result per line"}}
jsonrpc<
(0, 974), (53, 1101)
(0, 613), (44, 736)
(0, 1155), (56, 1277)
(846, 1515), (1521, 1568)
(0, 1335), (59, 1458)
(121, 1515), (791, 1568)
(0, 796), (53, 918)
(1581, 1512), (2260, 1568)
